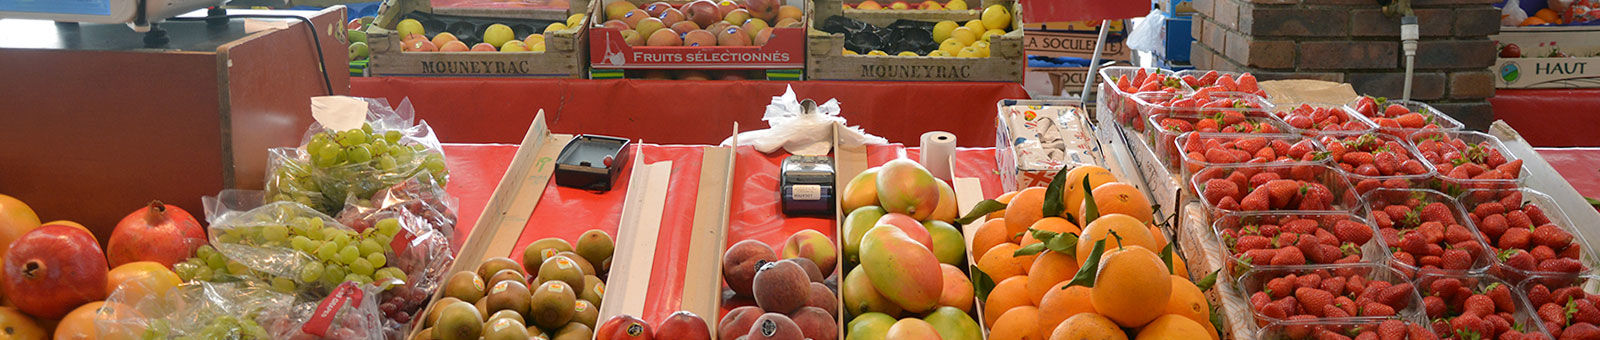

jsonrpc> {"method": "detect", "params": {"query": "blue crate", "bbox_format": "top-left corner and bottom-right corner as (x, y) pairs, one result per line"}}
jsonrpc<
(1158, 15), (1193, 63)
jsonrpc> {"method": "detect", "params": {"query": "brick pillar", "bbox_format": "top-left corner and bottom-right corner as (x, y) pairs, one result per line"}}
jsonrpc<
(1190, 0), (1502, 130)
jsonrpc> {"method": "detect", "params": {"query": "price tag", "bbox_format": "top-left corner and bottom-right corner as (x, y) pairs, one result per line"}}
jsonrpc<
(791, 185), (822, 201)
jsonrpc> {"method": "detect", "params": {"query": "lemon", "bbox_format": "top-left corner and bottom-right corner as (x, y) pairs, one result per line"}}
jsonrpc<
(545, 22), (569, 33)
(928, 50), (949, 57)
(939, 39), (964, 55)
(566, 13), (586, 28)
(843, 49), (859, 55)
(483, 23), (515, 48)
(982, 28), (1006, 41)
(868, 50), (889, 56)
(932, 20), (959, 44)
(530, 41), (547, 53)
(950, 27), (978, 46)
(982, 4), (1011, 30)
(524, 34), (546, 46)
(964, 20), (986, 36)
(897, 51), (919, 56)
(397, 19), (425, 39)
(946, 0), (968, 10)
(957, 46), (981, 58)
(972, 40), (991, 57)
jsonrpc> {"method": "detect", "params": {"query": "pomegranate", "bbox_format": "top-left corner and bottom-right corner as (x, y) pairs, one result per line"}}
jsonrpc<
(106, 201), (205, 268)
(4, 225), (108, 319)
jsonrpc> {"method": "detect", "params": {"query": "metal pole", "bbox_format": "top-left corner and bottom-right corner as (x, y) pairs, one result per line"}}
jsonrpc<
(1080, 20), (1112, 101)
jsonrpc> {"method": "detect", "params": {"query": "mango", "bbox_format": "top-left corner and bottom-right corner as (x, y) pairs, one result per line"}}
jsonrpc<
(928, 180), (958, 223)
(841, 168), (881, 213)
(923, 307), (982, 340)
(845, 313), (896, 340)
(922, 221), (965, 265)
(860, 226), (943, 313)
(875, 160), (942, 220)
(874, 213), (933, 251)
(842, 206), (888, 265)
(842, 266), (900, 317)
(885, 318), (940, 340)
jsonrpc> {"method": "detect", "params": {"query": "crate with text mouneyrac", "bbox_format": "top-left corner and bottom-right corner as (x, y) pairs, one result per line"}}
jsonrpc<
(366, 0), (594, 77)
(804, 0), (1023, 82)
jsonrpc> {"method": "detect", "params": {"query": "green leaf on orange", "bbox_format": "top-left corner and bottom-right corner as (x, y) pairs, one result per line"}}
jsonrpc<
(1065, 239), (1106, 288)
(1042, 167), (1072, 217)
(956, 199), (1007, 225)
(1081, 176), (1101, 225)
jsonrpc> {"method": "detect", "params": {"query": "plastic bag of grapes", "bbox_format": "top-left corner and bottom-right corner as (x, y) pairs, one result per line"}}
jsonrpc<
(96, 280), (293, 339)
(335, 182), (458, 336)
(265, 97), (451, 216)
(263, 281), (387, 340)
(183, 200), (415, 298)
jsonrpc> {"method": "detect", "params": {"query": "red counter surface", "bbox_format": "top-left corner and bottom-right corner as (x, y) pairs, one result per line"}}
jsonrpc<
(351, 78), (1028, 147)
(1491, 89), (1600, 147)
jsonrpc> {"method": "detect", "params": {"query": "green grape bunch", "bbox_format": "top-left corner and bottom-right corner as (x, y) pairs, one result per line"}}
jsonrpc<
(266, 123), (449, 216)
(174, 204), (410, 296)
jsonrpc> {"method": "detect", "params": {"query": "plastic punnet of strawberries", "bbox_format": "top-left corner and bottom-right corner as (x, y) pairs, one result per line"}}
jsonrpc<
(1245, 265), (1419, 325)
(1417, 273), (1552, 340)
(1315, 133), (1434, 194)
(1412, 131), (1525, 188)
(1179, 70), (1268, 98)
(1177, 134), (1324, 173)
(1196, 165), (1349, 215)
(1521, 276), (1600, 339)
(1277, 103), (1377, 134)
(1114, 68), (1186, 94)
(1214, 212), (1380, 272)
(1365, 189), (1490, 275)
(1349, 96), (1455, 131)
(1264, 319), (1439, 340)
(1135, 93), (1276, 134)
(1459, 189), (1588, 278)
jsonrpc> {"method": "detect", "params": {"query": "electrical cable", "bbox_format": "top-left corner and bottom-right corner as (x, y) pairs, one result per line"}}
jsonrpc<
(167, 13), (336, 96)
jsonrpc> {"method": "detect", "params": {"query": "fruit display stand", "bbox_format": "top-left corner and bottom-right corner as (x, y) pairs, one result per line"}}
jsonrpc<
(586, 0), (809, 80)
(365, 0), (593, 77)
(805, 0), (1023, 82)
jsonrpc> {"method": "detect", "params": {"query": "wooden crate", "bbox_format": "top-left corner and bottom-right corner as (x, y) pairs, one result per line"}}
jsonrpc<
(365, 0), (592, 77)
(805, 0), (1024, 82)
(586, 0), (808, 79)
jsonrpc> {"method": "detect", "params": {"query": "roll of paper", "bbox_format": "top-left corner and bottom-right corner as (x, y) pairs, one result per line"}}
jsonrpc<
(920, 131), (957, 182)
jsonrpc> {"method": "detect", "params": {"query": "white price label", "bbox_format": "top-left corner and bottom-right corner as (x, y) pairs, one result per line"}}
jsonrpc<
(791, 185), (822, 201)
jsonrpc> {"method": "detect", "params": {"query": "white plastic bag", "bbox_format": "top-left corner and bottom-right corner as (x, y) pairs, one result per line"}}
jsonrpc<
(1504, 0), (1530, 26)
(720, 86), (887, 155)
(1126, 10), (1166, 53)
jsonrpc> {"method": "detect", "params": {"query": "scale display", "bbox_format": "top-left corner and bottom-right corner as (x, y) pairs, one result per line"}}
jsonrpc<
(0, 0), (112, 15)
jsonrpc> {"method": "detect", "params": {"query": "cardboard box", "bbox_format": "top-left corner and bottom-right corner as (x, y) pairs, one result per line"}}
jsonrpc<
(587, 0), (807, 79)
(806, 0), (1024, 82)
(1022, 29), (1130, 60)
(1159, 0), (1194, 16)
(1022, 19), (1126, 34)
(366, 0), (592, 77)
(994, 99), (1102, 192)
(1492, 26), (1600, 88)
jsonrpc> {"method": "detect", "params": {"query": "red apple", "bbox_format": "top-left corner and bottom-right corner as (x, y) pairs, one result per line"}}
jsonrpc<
(673, 21), (704, 35)
(746, 0), (781, 22)
(656, 311), (711, 340)
(658, 8), (686, 26)
(716, 25), (750, 46)
(603, 19), (631, 31)
(4, 225), (107, 319)
(716, 1), (739, 18)
(598, 314), (654, 340)
(643, 1), (673, 16)
(623, 9), (651, 28)
(683, 0), (722, 28)
(106, 201), (205, 269)
(683, 29), (717, 46)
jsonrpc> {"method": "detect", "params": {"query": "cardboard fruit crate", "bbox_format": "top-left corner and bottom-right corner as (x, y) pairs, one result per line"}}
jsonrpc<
(365, 0), (593, 77)
(1491, 26), (1600, 88)
(806, 0), (1024, 82)
(587, 0), (808, 80)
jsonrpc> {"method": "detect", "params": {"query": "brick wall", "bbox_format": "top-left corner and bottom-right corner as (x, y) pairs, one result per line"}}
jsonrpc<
(1190, 0), (1501, 129)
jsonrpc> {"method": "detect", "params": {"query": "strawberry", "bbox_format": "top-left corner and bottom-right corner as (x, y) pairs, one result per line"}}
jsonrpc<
(1538, 303), (1566, 326)
(1322, 276), (1348, 296)
(1334, 296), (1359, 316)
(1236, 235), (1272, 251)
(1395, 113), (1426, 128)
(1268, 277), (1296, 299)
(1527, 205), (1552, 225)
(1450, 315), (1491, 339)
(1250, 172), (1283, 188)
(1473, 202), (1507, 217)
(1273, 246), (1307, 265)
(1203, 179), (1240, 204)
(1265, 179), (1299, 208)
(1507, 211), (1533, 229)
(1478, 214), (1509, 239)
(1364, 302), (1396, 316)
(1484, 283), (1515, 313)
(1252, 291), (1272, 309)
(1377, 283), (1414, 308)
(1563, 323), (1600, 339)
(1441, 249), (1473, 270)
(1573, 299), (1600, 325)
(1533, 225), (1575, 249)
(1445, 224), (1475, 244)
(1500, 227), (1533, 249)
(1538, 258), (1583, 273)
(1240, 189), (1271, 211)
(1530, 284), (1552, 307)
(1424, 295), (1447, 318)
(1464, 294), (1496, 317)
(1533, 245), (1558, 262)
(1378, 320), (1407, 340)
(1383, 104), (1410, 118)
(1334, 220), (1374, 244)
(1431, 278), (1463, 298)
(1298, 287), (1336, 316)
(1420, 203), (1457, 225)
(1238, 73), (1260, 93)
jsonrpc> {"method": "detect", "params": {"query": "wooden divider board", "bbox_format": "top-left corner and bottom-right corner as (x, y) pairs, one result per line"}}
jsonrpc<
(831, 123), (868, 340)
(600, 149), (674, 322)
(687, 125), (737, 336)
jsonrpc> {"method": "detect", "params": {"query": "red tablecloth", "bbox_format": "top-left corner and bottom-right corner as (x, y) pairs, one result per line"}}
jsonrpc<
(352, 78), (1028, 147)
(1534, 147), (1600, 199)
(1491, 89), (1600, 147)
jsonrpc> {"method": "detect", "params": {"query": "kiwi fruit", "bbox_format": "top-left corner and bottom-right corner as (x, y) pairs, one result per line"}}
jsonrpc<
(487, 310), (525, 327)
(552, 322), (594, 340)
(523, 238), (575, 273)
(528, 326), (549, 339)
(426, 297), (463, 327)
(575, 230), (615, 268)
(434, 300), (483, 340)
(487, 269), (527, 287)
(475, 297), (489, 319)
(572, 299), (599, 328)
(580, 275), (605, 305)
(553, 251), (596, 276)
(482, 316), (532, 340)
(530, 281), (578, 329)
(539, 254), (587, 291)
(443, 271), (487, 302)
(486, 280), (532, 317)
(476, 258), (522, 280)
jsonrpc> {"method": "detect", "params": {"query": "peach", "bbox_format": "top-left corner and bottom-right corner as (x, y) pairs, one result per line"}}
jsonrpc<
(805, 282), (837, 317)
(789, 307), (837, 340)
(781, 230), (837, 273)
(655, 311), (710, 340)
(745, 314), (803, 340)
(439, 40), (469, 51)
(470, 42), (497, 51)
(430, 32), (459, 47)
(752, 260), (811, 314)
(718, 306), (762, 340)
(682, 29), (717, 46)
(646, 28), (682, 46)
(782, 257), (824, 283)
(721, 240), (777, 296)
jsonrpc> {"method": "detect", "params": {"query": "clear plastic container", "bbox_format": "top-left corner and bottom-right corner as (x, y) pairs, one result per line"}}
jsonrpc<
(1272, 102), (1379, 136)
(1126, 90), (1277, 135)
(1410, 130), (1527, 194)
(1212, 211), (1388, 276)
(1171, 69), (1265, 94)
(1257, 317), (1434, 340)
(1193, 163), (1364, 219)
(1237, 263), (1425, 327)
(1457, 188), (1596, 282)
(1414, 271), (1553, 339)
(1312, 132), (1438, 196)
(1342, 97), (1465, 137)
(1146, 113), (1294, 168)
(1360, 188), (1495, 277)
(1098, 66), (1185, 131)
(1175, 133), (1330, 184)
(1516, 274), (1600, 313)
